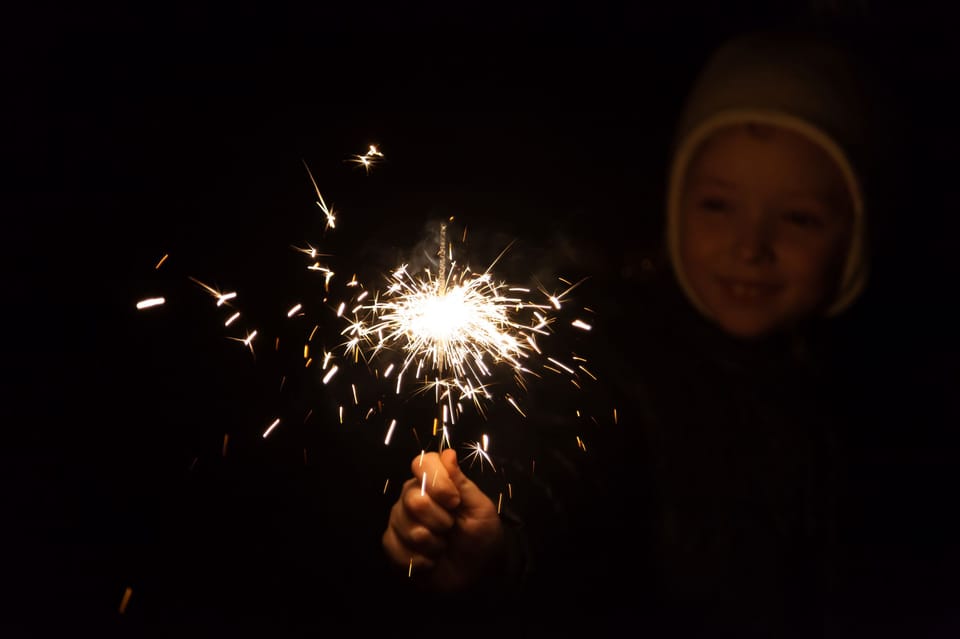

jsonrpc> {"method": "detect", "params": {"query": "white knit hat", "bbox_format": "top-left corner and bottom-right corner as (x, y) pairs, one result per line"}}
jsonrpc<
(666, 31), (870, 318)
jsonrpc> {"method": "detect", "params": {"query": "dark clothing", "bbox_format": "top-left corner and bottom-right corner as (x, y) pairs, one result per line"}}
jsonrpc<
(510, 265), (850, 636)
(626, 273), (848, 634)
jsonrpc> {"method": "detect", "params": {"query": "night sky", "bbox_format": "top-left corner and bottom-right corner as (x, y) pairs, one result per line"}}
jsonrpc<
(8, 2), (958, 636)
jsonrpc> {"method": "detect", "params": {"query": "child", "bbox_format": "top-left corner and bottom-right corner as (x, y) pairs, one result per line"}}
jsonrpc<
(379, 30), (902, 636)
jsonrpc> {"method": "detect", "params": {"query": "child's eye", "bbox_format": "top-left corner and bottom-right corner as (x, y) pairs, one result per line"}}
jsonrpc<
(783, 210), (824, 229)
(699, 197), (729, 212)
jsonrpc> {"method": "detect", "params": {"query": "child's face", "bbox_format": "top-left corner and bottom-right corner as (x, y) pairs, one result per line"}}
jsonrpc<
(678, 124), (853, 339)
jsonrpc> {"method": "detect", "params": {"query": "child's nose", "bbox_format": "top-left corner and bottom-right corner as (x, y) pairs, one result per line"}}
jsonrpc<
(733, 214), (774, 263)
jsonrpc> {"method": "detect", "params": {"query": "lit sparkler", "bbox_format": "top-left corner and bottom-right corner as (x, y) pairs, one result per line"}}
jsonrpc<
(137, 149), (609, 492)
(329, 219), (592, 428)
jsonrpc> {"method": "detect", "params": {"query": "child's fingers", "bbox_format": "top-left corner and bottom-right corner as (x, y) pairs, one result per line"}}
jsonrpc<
(439, 448), (493, 517)
(408, 451), (461, 510)
(399, 477), (457, 532)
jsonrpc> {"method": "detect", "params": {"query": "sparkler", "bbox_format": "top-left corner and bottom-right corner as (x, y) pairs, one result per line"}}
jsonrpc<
(288, 153), (602, 463)
(138, 144), (608, 483)
(333, 223), (593, 428)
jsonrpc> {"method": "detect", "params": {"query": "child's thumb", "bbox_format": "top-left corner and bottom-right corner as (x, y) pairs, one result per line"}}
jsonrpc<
(440, 448), (491, 515)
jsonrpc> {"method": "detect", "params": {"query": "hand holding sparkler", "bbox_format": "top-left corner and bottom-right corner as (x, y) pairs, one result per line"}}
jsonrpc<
(382, 449), (505, 593)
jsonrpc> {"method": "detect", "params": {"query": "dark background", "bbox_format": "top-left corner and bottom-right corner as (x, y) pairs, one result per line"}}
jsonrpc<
(6, 1), (957, 636)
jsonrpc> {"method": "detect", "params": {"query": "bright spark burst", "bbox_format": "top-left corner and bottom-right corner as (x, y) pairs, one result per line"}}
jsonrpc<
(334, 223), (589, 421)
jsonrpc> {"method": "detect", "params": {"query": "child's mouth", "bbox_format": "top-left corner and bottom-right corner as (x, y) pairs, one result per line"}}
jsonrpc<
(717, 278), (781, 304)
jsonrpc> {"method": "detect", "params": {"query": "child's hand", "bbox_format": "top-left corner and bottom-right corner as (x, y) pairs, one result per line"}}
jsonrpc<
(381, 448), (505, 592)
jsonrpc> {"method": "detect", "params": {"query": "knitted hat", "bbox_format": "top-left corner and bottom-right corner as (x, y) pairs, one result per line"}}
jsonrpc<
(666, 31), (870, 318)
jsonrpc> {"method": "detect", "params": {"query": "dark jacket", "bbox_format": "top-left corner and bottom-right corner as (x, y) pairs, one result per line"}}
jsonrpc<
(496, 262), (853, 636)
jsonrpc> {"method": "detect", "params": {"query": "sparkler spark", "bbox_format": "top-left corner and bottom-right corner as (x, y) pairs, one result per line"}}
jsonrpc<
(118, 587), (133, 615)
(224, 329), (259, 358)
(349, 144), (384, 175)
(462, 439), (496, 472)
(303, 160), (337, 230)
(262, 418), (281, 438)
(188, 276), (238, 307)
(136, 297), (165, 310)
